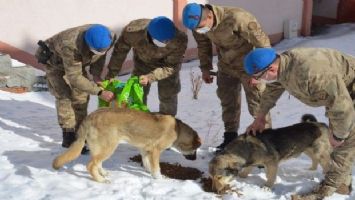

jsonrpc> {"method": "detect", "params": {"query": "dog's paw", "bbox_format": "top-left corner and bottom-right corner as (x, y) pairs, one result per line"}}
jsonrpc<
(290, 194), (303, 200)
(152, 172), (163, 179)
(94, 177), (111, 184)
(103, 179), (111, 184)
(261, 185), (272, 192)
(308, 166), (317, 171)
(99, 169), (109, 177)
(238, 172), (248, 178)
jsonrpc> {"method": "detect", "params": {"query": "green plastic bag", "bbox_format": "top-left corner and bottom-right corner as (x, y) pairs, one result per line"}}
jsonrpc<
(98, 76), (149, 112)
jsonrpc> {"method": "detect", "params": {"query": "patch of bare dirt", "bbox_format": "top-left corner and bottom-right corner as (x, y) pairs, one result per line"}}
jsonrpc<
(129, 155), (203, 180)
(129, 154), (242, 196)
(200, 177), (214, 192)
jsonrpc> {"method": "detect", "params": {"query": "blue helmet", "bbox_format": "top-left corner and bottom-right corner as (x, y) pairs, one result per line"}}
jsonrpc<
(84, 24), (112, 50)
(182, 3), (202, 30)
(244, 48), (277, 75)
(148, 16), (176, 42)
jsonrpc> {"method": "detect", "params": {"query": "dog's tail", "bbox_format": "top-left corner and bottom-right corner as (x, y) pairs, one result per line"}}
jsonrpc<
(52, 119), (89, 170)
(301, 114), (317, 123)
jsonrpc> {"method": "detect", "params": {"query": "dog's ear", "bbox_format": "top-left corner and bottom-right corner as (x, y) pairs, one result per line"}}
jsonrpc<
(193, 136), (202, 148)
(301, 114), (317, 122)
(174, 118), (182, 132)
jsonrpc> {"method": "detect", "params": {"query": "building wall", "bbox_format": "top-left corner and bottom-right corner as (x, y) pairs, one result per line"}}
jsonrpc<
(183, 0), (304, 61)
(313, 0), (339, 19)
(0, 0), (173, 54)
(337, 0), (355, 23)
(0, 0), (304, 70)
(188, 0), (304, 43)
(312, 0), (339, 25)
(208, 0), (303, 36)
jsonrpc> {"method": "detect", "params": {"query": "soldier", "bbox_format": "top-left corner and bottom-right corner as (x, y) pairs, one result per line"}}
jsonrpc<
(244, 47), (355, 199)
(106, 16), (187, 116)
(182, 3), (272, 151)
(35, 24), (115, 153)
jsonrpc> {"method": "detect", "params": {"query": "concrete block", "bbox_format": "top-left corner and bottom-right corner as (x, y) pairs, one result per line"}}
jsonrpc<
(0, 76), (8, 87)
(0, 54), (12, 75)
(6, 66), (37, 90)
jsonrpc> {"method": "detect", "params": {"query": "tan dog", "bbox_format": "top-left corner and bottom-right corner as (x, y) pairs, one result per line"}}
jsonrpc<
(53, 108), (201, 182)
(209, 114), (332, 193)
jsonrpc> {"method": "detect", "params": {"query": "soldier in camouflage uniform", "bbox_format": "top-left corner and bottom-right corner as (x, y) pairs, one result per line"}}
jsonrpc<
(35, 24), (115, 153)
(106, 17), (187, 116)
(244, 47), (355, 199)
(182, 3), (272, 150)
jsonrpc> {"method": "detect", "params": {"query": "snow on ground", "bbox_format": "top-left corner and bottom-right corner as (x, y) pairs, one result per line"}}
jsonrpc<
(0, 24), (355, 200)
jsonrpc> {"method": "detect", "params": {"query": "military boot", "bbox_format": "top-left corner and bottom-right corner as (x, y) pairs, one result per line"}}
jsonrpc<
(62, 128), (76, 148)
(216, 132), (238, 152)
(62, 128), (89, 155)
(73, 132), (90, 155)
(335, 182), (352, 195)
(291, 183), (337, 200)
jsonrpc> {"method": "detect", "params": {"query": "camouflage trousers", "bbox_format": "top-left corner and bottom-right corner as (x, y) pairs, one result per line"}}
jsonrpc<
(140, 73), (181, 116)
(45, 67), (89, 130)
(323, 83), (355, 192)
(216, 72), (272, 133)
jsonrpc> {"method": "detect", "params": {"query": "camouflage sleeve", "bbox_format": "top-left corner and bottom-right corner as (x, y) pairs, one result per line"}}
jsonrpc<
(308, 74), (355, 139)
(234, 14), (271, 48)
(61, 46), (101, 95)
(259, 82), (285, 114)
(146, 67), (176, 82)
(106, 29), (131, 79)
(147, 34), (188, 82)
(89, 55), (106, 78)
(192, 31), (213, 71)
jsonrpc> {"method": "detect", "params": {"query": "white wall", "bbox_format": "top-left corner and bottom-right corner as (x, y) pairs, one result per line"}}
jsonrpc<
(207, 0), (303, 35)
(0, 0), (173, 53)
(184, 0), (303, 49)
(313, 0), (339, 18)
(0, 0), (303, 57)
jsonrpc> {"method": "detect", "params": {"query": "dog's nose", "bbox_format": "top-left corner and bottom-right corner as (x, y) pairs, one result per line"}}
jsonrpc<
(184, 151), (197, 160)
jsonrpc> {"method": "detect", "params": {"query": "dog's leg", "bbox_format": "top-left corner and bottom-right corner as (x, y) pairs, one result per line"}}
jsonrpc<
(98, 163), (109, 177)
(87, 141), (118, 183)
(140, 150), (151, 173)
(148, 148), (162, 179)
(264, 162), (278, 188)
(304, 149), (318, 170)
(87, 159), (109, 177)
(87, 157), (109, 183)
(238, 166), (253, 178)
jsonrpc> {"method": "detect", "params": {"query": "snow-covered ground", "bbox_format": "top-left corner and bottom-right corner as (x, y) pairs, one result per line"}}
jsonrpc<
(1, 24), (354, 200)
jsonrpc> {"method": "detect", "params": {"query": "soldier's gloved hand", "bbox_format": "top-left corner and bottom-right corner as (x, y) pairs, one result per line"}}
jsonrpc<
(202, 70), (214, 84)
(99, 90), (114, 102)
(246, 114), (267, 136)
(329, 132), (345, 148)
(139, 75), (150, 86)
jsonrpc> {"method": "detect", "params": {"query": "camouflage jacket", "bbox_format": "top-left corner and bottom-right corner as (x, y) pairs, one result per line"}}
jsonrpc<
(193, 4), (270, 77)
(107, 19), (188, 82)
(259, 48), (355, 139)
(43, 25), (116, 95)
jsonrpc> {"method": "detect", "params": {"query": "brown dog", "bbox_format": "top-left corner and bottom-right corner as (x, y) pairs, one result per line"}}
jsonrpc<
(209, 114), (331, 193)
(52, 108), (201, 182)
